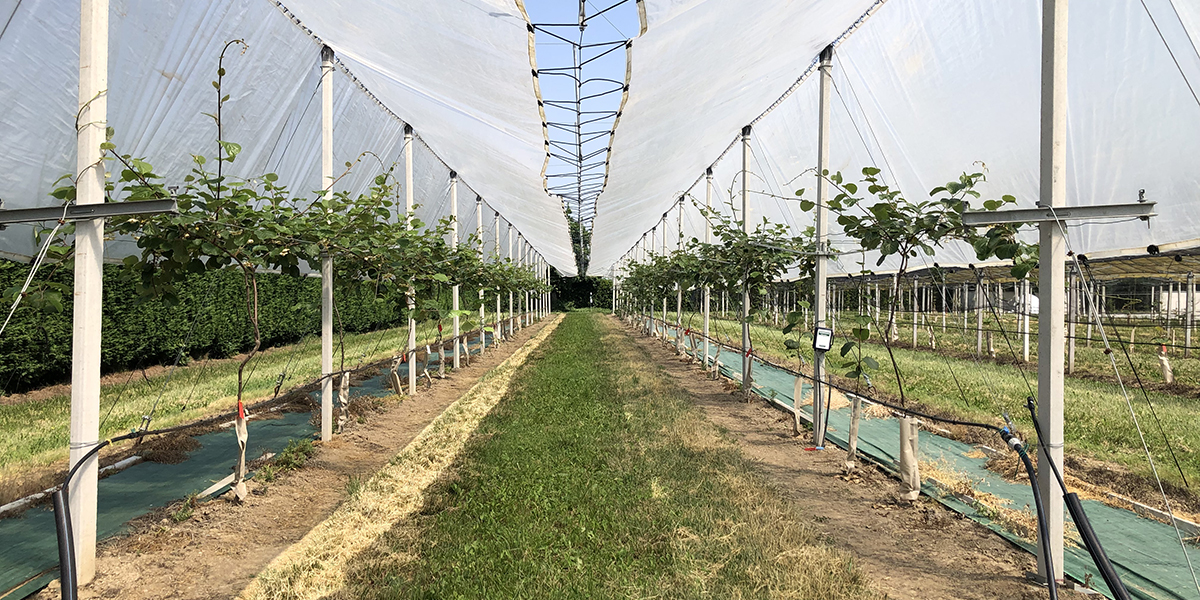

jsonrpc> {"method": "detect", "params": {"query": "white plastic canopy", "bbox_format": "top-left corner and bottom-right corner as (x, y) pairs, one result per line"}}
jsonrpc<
(0, 0), (574, 274)
(590, 0), (1200, 277)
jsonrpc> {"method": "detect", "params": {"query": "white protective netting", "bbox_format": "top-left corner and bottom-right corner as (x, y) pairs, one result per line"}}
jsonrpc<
(591, 0), (1200, 278)
(0, 0), (571, 274)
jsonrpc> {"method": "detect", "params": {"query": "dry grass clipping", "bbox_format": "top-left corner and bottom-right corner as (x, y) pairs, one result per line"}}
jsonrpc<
(239, 315), (563, 600)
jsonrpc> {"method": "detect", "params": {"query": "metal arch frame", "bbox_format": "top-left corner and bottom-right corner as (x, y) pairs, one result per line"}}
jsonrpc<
(532, 0), (636, 276)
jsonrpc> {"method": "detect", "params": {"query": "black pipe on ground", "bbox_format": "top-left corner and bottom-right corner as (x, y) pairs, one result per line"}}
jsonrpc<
(51, 489), (77, 600)
(1025, 398), (1132, 600)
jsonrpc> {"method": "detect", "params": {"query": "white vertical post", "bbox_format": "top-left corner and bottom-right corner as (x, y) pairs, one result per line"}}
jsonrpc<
(70, 0), (108, 583)
(976, 282), (984, 356)
(1023, 279), (1031, 362)
(676, 199), (684, 353)
(450, 172), (460, 369)
(508, 224), (514, 336)
(812, 45), (833, 445)
(1037, 0), (1068, 581)
(518, 234), (525, 329)
(740, 125), (753, 397)
(477, 196), (485, 352)
(319, 45), (334, 444)
(661, 214), (668, 338)
(703, 168), (713, 367)
(1187, 272), (1194, 358)
(405, 124), (416, 394)
(1067, 273), (1076, 373)
(495, 213), (502, 339)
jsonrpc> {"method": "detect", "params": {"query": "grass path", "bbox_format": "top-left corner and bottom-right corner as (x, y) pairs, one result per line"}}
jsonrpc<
(242, 314), (564, 600)
(249, 312), (878, 599)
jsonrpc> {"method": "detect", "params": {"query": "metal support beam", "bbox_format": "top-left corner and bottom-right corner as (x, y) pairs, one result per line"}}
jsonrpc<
(0, 199), (177, 225)
(962, 201), (1154, 226)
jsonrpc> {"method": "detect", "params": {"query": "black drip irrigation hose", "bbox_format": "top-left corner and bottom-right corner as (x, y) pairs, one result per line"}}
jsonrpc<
(997, 420), (1060, 600)
(54, 427), (145, 600)
(1022, 397), (1132, 600)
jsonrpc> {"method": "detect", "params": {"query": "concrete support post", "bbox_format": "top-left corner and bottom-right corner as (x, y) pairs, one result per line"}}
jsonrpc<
(1187, 273), (1194, 358)
(912, 280), (919, 348)
(319, 45), (334, 443)
(661, 216), (668, 339)
(976, 282), (984, 356)
(321, 254), (333, 442)
(1068, 273), (1076, 373)
(508, 224), (514, 338)
(1036, 0), (1069, 580)
(740, 125), (753, 399)
(495, 211), (502, 341)
(676, 200), (684, 353)
(812, 45), (833, 445)
(518, 233), (525, 330)
(477, 196), (485, 352)
(450, 172), (460, 369)
(70, 0), (108, 582)
(404, 125), (417, 394)
(1023, 278), (1031, 362)
(703, 168), (713, 367)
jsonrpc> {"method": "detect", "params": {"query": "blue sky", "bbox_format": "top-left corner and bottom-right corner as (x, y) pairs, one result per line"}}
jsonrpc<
(521, 0), (642, 231)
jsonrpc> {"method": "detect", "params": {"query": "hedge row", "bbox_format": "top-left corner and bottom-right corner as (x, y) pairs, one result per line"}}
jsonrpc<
(0, 260), (421, 393)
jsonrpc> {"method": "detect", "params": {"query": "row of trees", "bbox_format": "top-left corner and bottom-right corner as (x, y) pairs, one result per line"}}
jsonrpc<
(616, 166), (1032, 403)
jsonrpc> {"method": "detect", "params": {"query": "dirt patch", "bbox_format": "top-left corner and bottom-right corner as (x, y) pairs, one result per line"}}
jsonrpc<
(618, 316), (1047, 600)
(141, 435), (203, 465)
(30, 318), (554, 600)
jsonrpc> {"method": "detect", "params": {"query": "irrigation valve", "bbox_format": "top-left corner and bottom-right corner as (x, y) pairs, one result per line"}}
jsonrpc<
(999, 410), (1025, 452)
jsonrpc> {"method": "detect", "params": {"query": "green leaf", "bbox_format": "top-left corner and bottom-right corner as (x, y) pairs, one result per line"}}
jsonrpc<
(840, 341), (855, 357)
(219, 140), (242, 162)
(862, 356), (880, 370)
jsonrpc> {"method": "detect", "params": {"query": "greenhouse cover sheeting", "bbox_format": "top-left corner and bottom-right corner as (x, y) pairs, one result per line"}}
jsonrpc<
(0, 0), (575, 274)
(589, 0), (1200, 277)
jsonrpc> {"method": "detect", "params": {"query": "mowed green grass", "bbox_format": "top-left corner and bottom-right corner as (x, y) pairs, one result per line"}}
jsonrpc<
(0, 319), (450, 486)
(358, 312), (877, 599)
(684, 311), (1200, 492)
